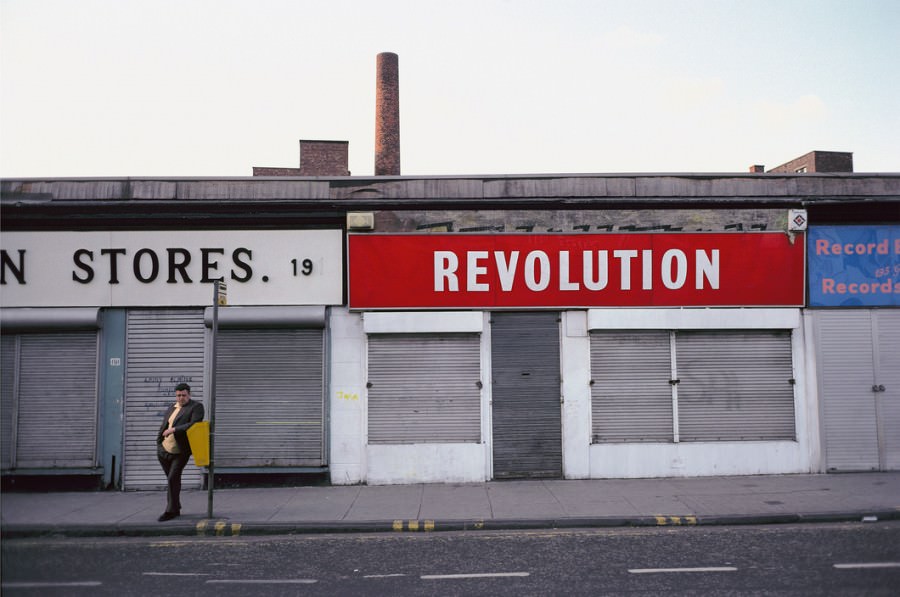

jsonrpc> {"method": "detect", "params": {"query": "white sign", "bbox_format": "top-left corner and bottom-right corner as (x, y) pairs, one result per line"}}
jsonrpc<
(0, 230), (343, 307)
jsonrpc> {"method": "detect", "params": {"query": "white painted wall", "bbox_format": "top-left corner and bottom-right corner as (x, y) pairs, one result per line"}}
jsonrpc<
(328, 307), (366, 485)
(366, 444), (486, 485)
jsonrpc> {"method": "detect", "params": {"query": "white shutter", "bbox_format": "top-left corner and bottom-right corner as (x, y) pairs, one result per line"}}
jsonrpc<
(590, 331), (673, 442)
(214, 329), (325, 467)
(676, 331), (795, 442)
(124, 309), (205, 490)
(368, 334), (481, 444)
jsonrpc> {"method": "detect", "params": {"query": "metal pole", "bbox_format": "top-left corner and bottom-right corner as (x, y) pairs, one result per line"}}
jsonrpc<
(207, 280), (220, 518)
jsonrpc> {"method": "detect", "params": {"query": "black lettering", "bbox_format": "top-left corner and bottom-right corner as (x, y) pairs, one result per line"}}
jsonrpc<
(231, 248), (252, 282)
(133, 248), (159, 283)
(201, 248), (225, 283)
(1, 249), (26, 284)
(100, 248), (127, 284)
(167, 248), (192, 283)
(72, 249), (94, 283)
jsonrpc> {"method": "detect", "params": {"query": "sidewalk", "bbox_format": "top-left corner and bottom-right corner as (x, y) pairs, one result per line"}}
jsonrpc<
(3, 472), (899, 538)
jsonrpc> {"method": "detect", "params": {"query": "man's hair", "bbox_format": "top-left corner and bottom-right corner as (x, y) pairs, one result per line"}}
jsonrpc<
(175, 382), (191, 393)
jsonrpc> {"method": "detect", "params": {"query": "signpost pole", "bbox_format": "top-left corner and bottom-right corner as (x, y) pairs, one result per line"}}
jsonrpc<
(207, 279), (225, 518)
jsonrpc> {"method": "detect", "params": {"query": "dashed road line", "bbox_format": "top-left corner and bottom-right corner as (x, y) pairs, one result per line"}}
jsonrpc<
(421, 572), (530, 580)
(834, 562), (900, 570)
(629, 567), (738, 574)
(3, 581), (103, 588)
(206, 579), (318, 584)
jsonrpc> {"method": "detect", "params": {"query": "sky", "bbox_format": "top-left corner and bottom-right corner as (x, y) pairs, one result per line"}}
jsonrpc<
(1, 0), (899, 178)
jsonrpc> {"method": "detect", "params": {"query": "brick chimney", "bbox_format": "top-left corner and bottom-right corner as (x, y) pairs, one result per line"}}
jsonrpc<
(375, 52), (400, 176)
(749, 165), (765, 173)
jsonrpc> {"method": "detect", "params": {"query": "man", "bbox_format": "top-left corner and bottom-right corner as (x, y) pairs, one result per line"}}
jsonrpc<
(156, 382), (204, 522)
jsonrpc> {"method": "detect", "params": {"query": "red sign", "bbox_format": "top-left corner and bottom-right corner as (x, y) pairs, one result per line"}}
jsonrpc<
(349, 233), (805, 309)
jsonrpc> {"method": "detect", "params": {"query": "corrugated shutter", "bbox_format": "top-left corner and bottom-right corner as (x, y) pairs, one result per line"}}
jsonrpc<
(215, 329), (325, 466)
(368, 334), (481, 444)
(13, 333), (98, 468)
(491, 312), (562, 479)
(817, 311), (879, 471)
(1, 335), (15, 469)
(590, 331), (673, 442)
(677, 331), (795, 442)
(875, 310), (900, 470)
(124, 310), (205, 490)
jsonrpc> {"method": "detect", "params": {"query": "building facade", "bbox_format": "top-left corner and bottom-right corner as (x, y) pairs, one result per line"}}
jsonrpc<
(1, 173), (898, 488)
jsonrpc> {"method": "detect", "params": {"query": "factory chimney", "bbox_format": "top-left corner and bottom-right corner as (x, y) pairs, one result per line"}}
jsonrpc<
(375, 52), (400, 175)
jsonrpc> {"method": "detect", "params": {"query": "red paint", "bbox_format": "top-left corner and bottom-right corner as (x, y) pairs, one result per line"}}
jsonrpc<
(349, 233), (805, 309)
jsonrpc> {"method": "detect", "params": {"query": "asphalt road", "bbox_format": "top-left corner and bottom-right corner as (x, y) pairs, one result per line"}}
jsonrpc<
(3, 522), (899, 596)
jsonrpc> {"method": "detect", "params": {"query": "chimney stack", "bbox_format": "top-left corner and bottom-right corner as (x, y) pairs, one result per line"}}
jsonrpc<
(375, 52), (400, 176)
(749, 165), (765, 173)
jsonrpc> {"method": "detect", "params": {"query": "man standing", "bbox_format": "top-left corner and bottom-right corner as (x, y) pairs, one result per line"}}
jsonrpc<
(156, 382), (204, 522)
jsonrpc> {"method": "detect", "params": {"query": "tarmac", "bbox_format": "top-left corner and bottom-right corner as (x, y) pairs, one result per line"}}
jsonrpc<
(2, 472), (899, 539)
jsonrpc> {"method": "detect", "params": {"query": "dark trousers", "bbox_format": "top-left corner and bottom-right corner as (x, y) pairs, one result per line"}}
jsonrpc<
(157, 446), (190, 514)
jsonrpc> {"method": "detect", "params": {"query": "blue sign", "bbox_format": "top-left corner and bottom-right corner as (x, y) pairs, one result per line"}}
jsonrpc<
(808, 225), (900, 307)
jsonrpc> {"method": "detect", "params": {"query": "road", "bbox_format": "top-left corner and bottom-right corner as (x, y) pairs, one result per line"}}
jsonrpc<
(3, 522), (899, 595)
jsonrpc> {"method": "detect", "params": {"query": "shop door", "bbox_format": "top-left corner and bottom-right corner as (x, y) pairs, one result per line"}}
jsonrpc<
(123, 309), (205, 490)
(818, 310), (900, 471)
(491, 312), (562, 479)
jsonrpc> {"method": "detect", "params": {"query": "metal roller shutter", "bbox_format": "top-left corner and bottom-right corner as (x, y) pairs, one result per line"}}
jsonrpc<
(368, 334), (481, 444)
(874, 311), (900, 470)
(16, 333), (98, 468)
(1, 335), (15, 469)
(214, 329), (325, 467)
(590, 331), (673, 442)
(124, 309), (205, 490)
(677, 331), (795, 442)
(491, 312), (562, 479)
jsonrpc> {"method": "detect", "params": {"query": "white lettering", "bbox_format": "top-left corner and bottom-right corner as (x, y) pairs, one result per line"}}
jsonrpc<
(583, 250), (609, 291)
(467, 251), (489, 291)
(696, 249), (719, 289)
(524, 251), (550, 291)
(661, 249), (687, 289)
(642, 249), (653, 290)
(434, 251), (458, 291)
(614, 250), (638, 290)
(559, 251), (579, 291)
(495, 251), (519, 291)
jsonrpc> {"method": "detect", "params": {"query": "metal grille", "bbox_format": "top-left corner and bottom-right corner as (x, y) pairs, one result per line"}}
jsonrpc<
(677, 331), (795, 442)
(214, 329), (325, 466)
(14, 333), (98, 468)
(124, 309), (205, 490)
(491, 312), (562, 479)
(590, 331), (673, 442)
(367, 334), (481, 444)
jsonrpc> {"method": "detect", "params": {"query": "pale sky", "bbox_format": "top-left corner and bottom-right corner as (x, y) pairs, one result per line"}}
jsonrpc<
(2, 0), (898, 178)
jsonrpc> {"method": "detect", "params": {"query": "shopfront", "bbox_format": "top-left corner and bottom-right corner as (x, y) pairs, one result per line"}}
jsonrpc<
(1, 229), (342, 489)
(344, 227), (816, 483)
(807, 224), (900, 471)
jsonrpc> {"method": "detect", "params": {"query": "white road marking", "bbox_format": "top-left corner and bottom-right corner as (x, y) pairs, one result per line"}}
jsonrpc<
(206, 579), (318, 584)
(142, 572), (210, 576)
(2, 582), (103, 588)
(629, 567), (738, 574)
(421, 572), (530, 580)
(834, 562), (900, 570)
(364, 573), (408, 578)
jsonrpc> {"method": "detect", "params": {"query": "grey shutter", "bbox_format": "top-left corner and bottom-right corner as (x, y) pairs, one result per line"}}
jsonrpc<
(215, 329), (325, 467)
(124, 309), (205, 489)
(15, 333), (98, 468)
(1, 335), (15, 469)
(874, 310), (900, 470)
(368, 334), (481, 444)
(677, 331), (795, 442)
(590, 331), (673, 442)
(817, 311), (879, 471)
(491, 312), (562, 479)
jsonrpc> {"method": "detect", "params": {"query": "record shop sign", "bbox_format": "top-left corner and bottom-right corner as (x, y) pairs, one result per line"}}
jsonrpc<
(0, 230), (343, 307)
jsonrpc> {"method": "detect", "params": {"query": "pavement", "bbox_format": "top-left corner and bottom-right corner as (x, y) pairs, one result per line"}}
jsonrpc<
(2, 472), (899, 539)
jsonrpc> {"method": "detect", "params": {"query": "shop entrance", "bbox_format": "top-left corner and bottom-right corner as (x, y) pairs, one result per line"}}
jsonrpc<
(490, 312), (562, 479)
